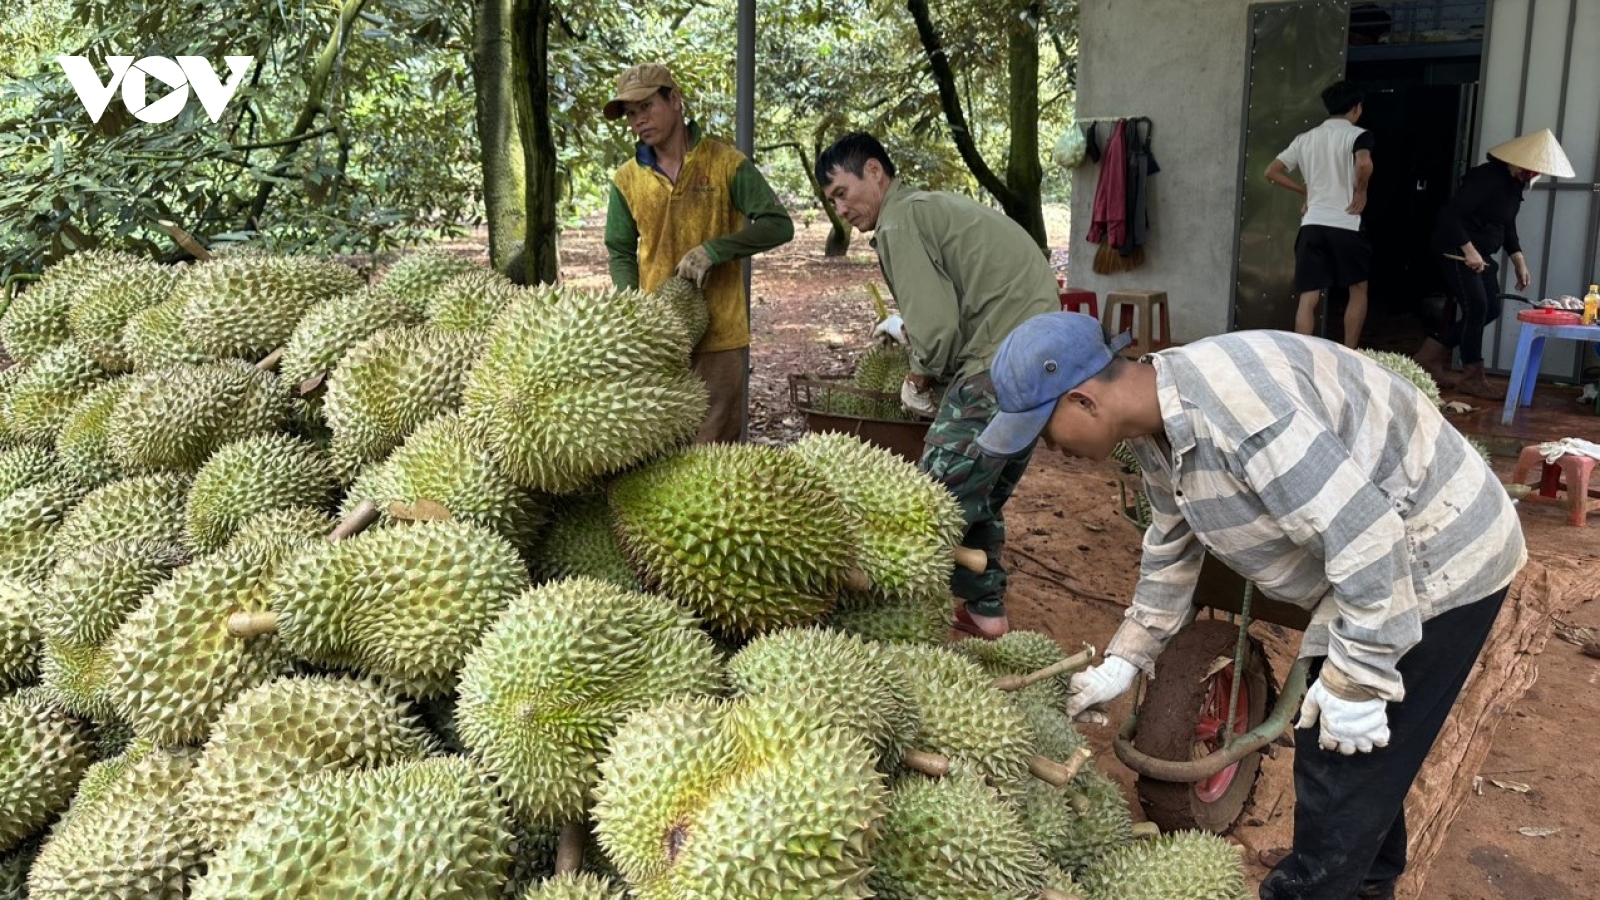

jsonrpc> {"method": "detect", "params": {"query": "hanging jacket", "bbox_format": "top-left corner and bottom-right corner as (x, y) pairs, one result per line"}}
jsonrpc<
(1086, 119), (1129, 247)
(1121, 118), (1157, 257)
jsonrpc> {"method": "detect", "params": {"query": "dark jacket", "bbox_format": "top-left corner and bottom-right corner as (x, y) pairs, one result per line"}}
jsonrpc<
(1431, 159), (1525, 257)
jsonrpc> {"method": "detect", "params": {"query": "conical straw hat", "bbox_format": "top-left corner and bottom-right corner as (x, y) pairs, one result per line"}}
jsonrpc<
(1487, 128), (1575, 178)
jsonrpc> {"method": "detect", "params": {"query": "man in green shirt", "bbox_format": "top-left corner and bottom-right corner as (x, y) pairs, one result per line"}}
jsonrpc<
(603, 63), (794, 443)
(816, 131), (1059, 638)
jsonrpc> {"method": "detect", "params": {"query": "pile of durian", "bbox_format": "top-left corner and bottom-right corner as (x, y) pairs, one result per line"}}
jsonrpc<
(0, 249), (1249, 899)
(813, 344), (915, 421)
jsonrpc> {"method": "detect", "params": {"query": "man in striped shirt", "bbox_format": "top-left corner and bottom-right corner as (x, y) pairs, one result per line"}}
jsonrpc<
(977, 313), (1525, 900)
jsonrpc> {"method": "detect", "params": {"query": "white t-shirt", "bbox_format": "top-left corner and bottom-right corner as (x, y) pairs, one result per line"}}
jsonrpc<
(1276, 118), (1372, 232)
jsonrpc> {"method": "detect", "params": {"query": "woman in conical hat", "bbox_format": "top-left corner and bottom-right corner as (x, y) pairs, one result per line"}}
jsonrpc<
(1413, 128), (1573, 398)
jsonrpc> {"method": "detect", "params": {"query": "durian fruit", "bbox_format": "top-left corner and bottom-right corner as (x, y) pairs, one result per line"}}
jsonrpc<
(177, 255), (363, 361)
(647, 276), (710, 350)
(181, 675), (437, 851)
(54, 376), (137, 488)
(888, 644), (1036, 800)
(343, 412), (546, 555)
(817, 344), (913, 420)
(0, 579), (42, 693)
(869, 772), (1050, 900)
(1025, 766), (1135, 877)
(593, 695), (887, 900)
(50, 471), (190, 564)
(191, 757), (514, 899)
(461, 288), (708, 495)
(40, 539), (187, 721)
(0, 479), (85, 585)
(66, 258), (179, 372)
(108, 360), (286, 472)
(377, 250), (484, 314)
(322, 325), (483, 479)
(955, 630), (1079, 710)
(255, 520), (530, 698)
(1, 341), (110, 445)
(184, 434), (336, 552)
(609, 444), (858, 638)
(424, 268), (524, 332)
(456, 577), (724, 829)
(520, 872), (628, 900)
(26, 741), (203, 899)
(103, 540), (298, 746)
(0, 365), (23, 450)
(122, 298), (213, 371)
(1077, 829), (1249, 900)
(279, 284), (422, 388)
(0, 443), (63, 500)
(1361, 349), (1442, 408)
(827, 592), (952, 646)
(1111, 441), (1153, 529)
(0, 250), (133, 366)
(532, 491), (639, 588)
(0, 835), (40, 900)
(0, 687), (95, 852)
(224, 505), (332, 552)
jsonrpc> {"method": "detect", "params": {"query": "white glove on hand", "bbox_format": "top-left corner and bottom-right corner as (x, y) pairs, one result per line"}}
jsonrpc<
(899, 378), (939, 418)
(675, 245), (715, 288)
(873, 314), (908, 345)
(1296, 677), (1390, 755)
(1065, 656), (1139, 720)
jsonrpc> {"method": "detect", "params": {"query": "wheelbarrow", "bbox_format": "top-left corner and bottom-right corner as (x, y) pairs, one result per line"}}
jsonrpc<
(1108, 461), (1311, 834)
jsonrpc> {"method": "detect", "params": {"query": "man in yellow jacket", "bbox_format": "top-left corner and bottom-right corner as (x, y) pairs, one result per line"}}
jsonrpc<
(603, 63), (795, 443)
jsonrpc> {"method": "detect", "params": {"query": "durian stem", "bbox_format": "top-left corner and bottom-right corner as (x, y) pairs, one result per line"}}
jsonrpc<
(1131, 821), (1161, 840)
(227, 611), (280, 638)
(900, 748), (952, 777)
(992, 645), (1097, 692)
(1066, 788), (1090, 812)
(951, 544), (989, 574)
(158, 219), (212, 261)
(554, 821), (585, 875)
(329, 500), (381, 542)
(255, 347), (285, 372)
(843, 568), (872, 593)
(1040, 889), (1086, 900)
(297, 371), (328, 396)
(1028, 754), (1078, 787)
(1058, 745), (1093, 783)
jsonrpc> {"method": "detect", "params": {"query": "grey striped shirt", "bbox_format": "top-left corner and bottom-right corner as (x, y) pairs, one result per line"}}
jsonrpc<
(1108, 331), (1526, 701)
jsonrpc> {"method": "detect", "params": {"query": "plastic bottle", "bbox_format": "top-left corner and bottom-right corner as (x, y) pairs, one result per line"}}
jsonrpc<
(1585, 284), (1600, 326)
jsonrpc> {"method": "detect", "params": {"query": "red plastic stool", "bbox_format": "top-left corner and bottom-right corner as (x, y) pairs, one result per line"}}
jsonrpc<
(1510, 445), (1600, 526)
(1059, 288), (1099, 319)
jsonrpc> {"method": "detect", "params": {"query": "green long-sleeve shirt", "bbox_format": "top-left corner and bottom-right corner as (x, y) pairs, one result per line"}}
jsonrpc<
(870, 179), (1059, 382)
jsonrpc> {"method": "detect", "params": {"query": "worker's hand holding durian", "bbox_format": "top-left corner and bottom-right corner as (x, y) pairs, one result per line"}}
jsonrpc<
(674, 244), (714, 288)
(898, 376), (938, 418)
(872, 313), (907, 345)
(1065, 654), (1140, 720)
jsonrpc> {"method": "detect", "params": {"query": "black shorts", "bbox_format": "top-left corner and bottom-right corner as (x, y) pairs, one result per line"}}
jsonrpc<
(1293, 225), (1371, 293)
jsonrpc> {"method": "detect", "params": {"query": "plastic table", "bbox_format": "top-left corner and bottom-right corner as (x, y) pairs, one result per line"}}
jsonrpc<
(1500, 320), (1600, 424)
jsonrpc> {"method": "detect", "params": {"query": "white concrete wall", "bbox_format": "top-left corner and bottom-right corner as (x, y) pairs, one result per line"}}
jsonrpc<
(1069, 0), (1257, 343)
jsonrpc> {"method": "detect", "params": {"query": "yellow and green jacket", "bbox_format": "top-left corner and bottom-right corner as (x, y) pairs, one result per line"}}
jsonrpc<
(605, 122), (794, 353)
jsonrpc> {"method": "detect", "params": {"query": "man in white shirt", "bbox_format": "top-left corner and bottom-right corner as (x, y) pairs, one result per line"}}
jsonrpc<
(1266, 82), (1376, 349)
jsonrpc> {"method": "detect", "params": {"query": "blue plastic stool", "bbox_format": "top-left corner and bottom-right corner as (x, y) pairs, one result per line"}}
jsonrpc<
(1500, 321), (1600, 424)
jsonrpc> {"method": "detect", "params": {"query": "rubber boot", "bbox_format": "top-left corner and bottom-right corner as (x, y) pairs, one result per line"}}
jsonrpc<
(1412, 337), (1455, 387)
(1454, 361), (1500, 399)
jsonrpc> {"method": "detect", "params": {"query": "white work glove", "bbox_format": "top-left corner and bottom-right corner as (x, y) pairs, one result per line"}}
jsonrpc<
(1065, 655), (1140, 720)
(1296, 677), (1390, 755)
(899, 377), (939, 418)
(873, 313), (908, 345)
(675, 245), (714, 288)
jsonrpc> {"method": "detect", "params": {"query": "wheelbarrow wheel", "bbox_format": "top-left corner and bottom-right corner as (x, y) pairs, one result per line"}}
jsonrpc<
(1132, 618), (1275, 834)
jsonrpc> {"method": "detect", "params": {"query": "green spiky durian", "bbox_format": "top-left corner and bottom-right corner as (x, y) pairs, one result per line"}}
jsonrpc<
(109, 360), (286, 472)
(423, 267), (524, 333)
(0, 479), (85, 585)
(279, 285), (423, 387)
(50, 472), (190, 564)
(1361, 349), (1442, 408)
(1023, 765), (1135, 877)
(191, 757), (514, 899)
(0, 365), (22, 449)
(377, 250), (484, 314)
(520, 872), (628, 900)
(869, 772), (1049, 900)
(1, 341), (110, 445)
(0, 579), (42, 692)
(1078, 829), (1249, 900)
(955, 630), (1079, 710)
(323, 325), (484, 478)
(26, 741), (202, 899)
(54, 375), (137, 488)
(261, 520), (530, 698)
(648, 276), (710, 350)
(609, 444), (858, 638)
(0, 835), (40, 900)
(461, 289), (707, 494)
(826, 591), (952, 645)
(888, 644), (1036, 799)
(182, 675), (437, 851)
(103, 541), (297, 746)
(224, 506), (332, 552)
(66, 259), (179, 372)
(184, 434), (335, 553)
(855, 343), (912, 393)
(177, 255), (363, 361)
(40, 539), (187, 721)
(0, 687), (95, 852)
(0, 251), (135, 365)
(593, 695), (887, 900)
(121, 298), (213, 371)
(457, 577), (723, 829)
(0, 443), (63, 500)
(532, 491), (639, 588)
(343, 412), (546, 554)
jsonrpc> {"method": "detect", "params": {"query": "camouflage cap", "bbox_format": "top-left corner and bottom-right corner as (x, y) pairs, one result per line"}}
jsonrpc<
(603, 63), (679, 120)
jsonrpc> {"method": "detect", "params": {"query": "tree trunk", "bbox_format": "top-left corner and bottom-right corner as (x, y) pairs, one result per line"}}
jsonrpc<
(511, 0), (558, 285)
(473, 0), (526, 275)
(763, 139), (852, 257)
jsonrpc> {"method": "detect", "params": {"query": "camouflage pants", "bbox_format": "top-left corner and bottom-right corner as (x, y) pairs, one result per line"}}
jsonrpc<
(919, 372), (1034, 618)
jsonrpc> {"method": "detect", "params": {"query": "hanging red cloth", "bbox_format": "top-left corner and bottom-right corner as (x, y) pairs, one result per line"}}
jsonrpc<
(1086, 119), (1128, 248)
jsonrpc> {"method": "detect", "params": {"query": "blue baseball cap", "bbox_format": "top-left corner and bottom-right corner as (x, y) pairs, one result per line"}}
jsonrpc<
(977, 312), (1131, 458)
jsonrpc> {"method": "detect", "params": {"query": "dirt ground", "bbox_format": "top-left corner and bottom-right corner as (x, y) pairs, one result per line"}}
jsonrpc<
(548, 216), (1600, 899)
